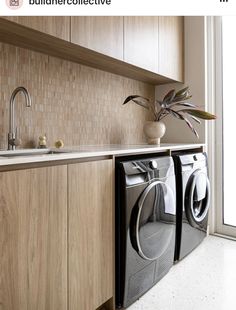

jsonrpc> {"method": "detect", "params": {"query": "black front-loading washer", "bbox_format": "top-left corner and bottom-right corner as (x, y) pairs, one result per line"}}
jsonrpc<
(115, 156), (176, 308)
(173, 152), (210, 261)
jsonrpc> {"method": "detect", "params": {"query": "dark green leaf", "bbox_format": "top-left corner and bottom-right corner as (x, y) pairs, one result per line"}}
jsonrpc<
(169, 102), (197, 108)
(189, 115), (201, 124)
(175, 86), (189, 97)
(163, 89), (176, 103)
(182, 116), (199, 138)
(123, 95), (149, 105)
(166, 108), (184, 120)
(180, 109), (216, 120)
(172, 94), (192, 103)
(132, 99), (149, 109)
(167, 107), (199, 138)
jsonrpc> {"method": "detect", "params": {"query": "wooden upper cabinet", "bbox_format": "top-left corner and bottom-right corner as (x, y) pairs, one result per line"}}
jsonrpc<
(124, 17), (159, 73)
(0, 166), (68, 310)
(68, 160), (114, 310)
(158, 17), (184, 82)
(71, 17), (123, 60)
(3, 16), (70, 41)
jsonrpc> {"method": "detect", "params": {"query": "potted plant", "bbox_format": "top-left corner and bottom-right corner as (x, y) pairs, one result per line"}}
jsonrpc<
(123, 86), (216, 145)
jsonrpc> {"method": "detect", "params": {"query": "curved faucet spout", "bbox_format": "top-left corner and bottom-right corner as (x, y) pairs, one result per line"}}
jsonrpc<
(8, 87), (32, 150)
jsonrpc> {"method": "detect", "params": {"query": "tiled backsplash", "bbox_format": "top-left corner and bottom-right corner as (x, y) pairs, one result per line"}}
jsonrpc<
(0, 43), (154, 149)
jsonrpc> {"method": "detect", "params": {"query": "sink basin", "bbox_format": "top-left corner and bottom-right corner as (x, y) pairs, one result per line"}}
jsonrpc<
(0, 148), (70, 158)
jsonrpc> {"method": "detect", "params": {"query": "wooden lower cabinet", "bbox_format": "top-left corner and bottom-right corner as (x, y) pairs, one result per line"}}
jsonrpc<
(0, 160), (114, 310)
(0, 166), (68, 310)
(68, 159), (114, 310)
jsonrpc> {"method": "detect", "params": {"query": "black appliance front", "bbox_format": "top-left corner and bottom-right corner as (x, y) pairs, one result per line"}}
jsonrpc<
(116, 156), (176, 308)
(173, 153), (210, 261)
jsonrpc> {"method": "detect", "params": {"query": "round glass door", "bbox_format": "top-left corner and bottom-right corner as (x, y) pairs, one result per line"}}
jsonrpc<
(185, 170), (210, 225)
(131, 181), (176, 261)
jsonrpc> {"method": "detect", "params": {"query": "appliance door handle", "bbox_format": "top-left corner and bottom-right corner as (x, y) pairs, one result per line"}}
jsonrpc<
(189, 171), (210, 223)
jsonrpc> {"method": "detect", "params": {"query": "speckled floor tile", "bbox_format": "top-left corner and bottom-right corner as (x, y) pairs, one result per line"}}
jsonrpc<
(127, 236), (236, 310)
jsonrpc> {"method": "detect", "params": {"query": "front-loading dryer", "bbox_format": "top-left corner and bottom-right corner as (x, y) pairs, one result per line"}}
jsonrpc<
(115, 156), (176, 308)
(173, 152), (210, 261)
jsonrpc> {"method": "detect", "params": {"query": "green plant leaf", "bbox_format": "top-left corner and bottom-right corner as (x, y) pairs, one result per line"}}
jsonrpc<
(122, 95), (149, 110)
(189, 115), (201, 124)
(175, 86), (189, 97)
(169, 102), (197, 108)
(166, 108), (184, 120)
(180, 109), (216, 120)
(123, 95), (149, 105)
(167, 108), (199, 138)
(163, 89), (176, 103)
(172, 94), (192, 103)
(173, 87), (191, 103)
(182, 116), (199, 138)
(132, 99), (149, 109)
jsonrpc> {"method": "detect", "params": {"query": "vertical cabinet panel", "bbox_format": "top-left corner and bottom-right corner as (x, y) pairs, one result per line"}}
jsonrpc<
(71, 17), (123, 60)
(68, 160), (113, 310)
(158, 16), (184, 82)
(0, 166), (68, 310)
(124, 16), (159, 72)
(3, 16), (70, 41)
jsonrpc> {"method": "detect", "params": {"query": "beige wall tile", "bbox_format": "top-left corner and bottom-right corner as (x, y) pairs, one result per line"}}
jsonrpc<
(0, 43), (154, 149)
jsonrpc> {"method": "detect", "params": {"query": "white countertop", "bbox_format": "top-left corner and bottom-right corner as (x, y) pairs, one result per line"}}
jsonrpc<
(0, 143), (204, 167)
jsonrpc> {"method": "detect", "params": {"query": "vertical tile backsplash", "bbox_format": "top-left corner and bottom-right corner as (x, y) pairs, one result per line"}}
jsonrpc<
(0, 43), (154, 149)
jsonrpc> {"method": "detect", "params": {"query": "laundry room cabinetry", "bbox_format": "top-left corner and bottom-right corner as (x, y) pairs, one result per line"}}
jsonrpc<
(71, 16), (123, 60)
(124, 16), (159, 72)
(0, 166), (68, 310)
(0, 16), (183, 83)
(2, 16), (70, 41)
(68, 159), (114, 310)
(0, 159), (114, 310)
(158, 16), (184, 82)
(124, 16), (183, 81)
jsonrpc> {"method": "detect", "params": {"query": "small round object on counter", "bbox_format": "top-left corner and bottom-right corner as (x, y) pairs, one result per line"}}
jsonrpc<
(38, 134), (47, 148)
(54, 139), (64, 149)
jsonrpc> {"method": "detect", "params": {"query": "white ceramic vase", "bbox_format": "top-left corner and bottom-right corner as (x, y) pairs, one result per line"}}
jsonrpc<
(143, 121), (166, 145)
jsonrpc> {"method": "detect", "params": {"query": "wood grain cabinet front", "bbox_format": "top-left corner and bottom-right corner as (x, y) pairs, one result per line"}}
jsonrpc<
(0, 166), (68, 310)
(0, 160), (114, 310)
(0, 16), (184, 84)
(158, 16), (184, 82)
(124, 16), (159, 72)
(2, 16), (70, 41)
(68, 159), (114, 310)
(124, 16), (184, 81)
(71, 16), (123, 60)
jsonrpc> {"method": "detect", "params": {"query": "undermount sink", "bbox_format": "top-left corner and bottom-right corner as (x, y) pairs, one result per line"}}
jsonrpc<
(0, 148), (70, 158)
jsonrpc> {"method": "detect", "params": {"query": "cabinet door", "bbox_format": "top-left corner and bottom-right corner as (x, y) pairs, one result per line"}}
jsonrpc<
(158, 17), (184, 82)
(71, 16), (123, 59)
(68, 160), (113, 310)
(0, 166), (67, 310)
(124, 16), (159, 72)
(3, 16), (70, 41)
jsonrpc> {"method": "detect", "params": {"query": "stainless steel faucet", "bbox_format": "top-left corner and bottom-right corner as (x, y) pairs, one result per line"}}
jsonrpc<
(8, 87), (32, 150)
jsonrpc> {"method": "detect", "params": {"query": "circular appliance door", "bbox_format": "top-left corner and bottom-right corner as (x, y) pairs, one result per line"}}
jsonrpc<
(185, 169), (210, 227)
(131, 180), (176, 261)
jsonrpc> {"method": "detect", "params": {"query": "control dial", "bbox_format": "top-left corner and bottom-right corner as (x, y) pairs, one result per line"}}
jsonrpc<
(149, 160), (158, 169)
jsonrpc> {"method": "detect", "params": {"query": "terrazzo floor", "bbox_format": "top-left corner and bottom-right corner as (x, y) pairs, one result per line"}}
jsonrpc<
(127, 235), (236, 310)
